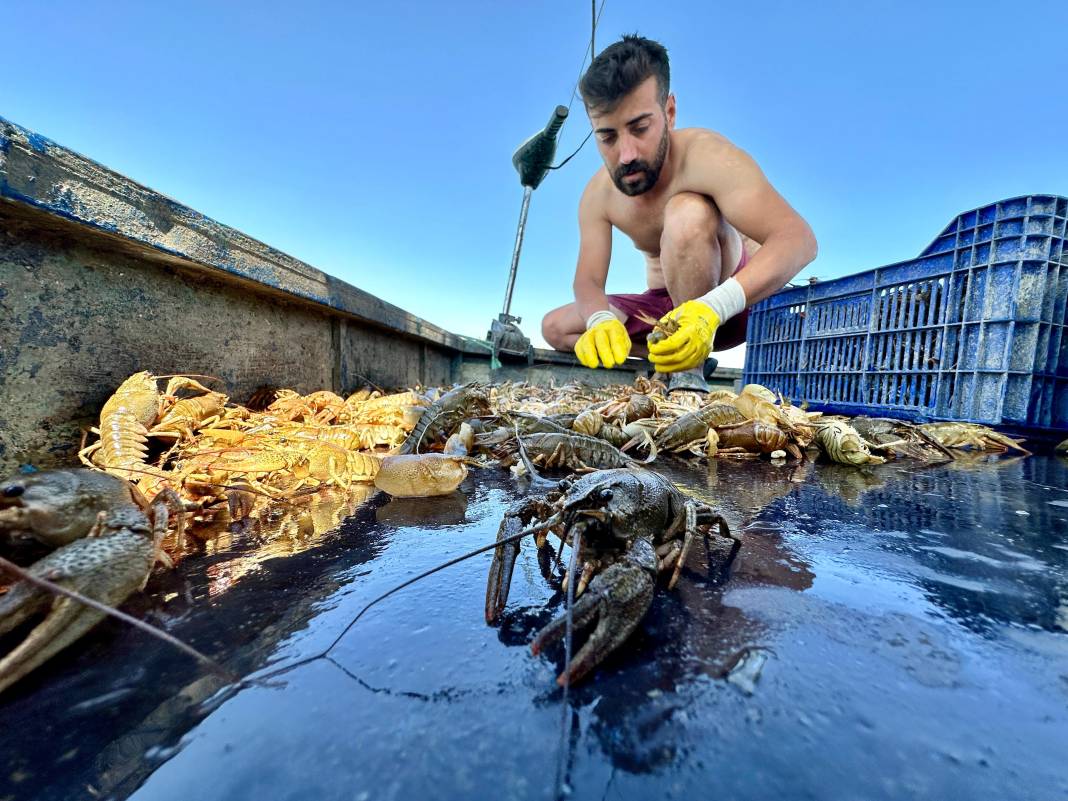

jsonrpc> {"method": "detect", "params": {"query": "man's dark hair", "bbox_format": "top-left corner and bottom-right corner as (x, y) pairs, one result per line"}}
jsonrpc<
(579, 34), (670, 114)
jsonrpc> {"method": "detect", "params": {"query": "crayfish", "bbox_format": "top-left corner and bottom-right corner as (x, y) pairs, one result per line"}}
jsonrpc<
(485, 468), (739, 685)
(396, 383), (489, 455)
(0, 476), (180, 693)
(641, 312), (680, 346)
(918, 422), (1031, 455)
(0, 469), (143, 548)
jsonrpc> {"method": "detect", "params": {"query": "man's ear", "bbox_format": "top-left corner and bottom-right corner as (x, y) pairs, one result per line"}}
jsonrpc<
(665, 93), (677, 129)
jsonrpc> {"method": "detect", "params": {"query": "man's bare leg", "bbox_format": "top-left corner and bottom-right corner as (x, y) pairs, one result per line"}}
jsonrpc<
(656, 192), (742, 387)
(541, 302), (649, 357)
(659, 192), (741, 306)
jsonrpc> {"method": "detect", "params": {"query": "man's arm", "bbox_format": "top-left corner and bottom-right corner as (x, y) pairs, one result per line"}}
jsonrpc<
(646, 134), (817, 372)
(684, 134), (817, 305)
(572, 178), (614, 320)
(570, 176), (631, 369)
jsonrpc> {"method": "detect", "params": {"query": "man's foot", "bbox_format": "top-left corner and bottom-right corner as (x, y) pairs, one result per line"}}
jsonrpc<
(667, 369), (709, 394)
(703, 357), (719, 381)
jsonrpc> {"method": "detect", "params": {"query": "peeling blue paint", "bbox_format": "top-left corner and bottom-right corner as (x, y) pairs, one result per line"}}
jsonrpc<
(50, 185), (77, 216)
(26, 132), (50, 153)
(19, 308), (65, 348)
(0, 116), (13, 155)
(0, 115), (53, 154)
(0, 182), (122, 235)
(244, 264), (283, 290)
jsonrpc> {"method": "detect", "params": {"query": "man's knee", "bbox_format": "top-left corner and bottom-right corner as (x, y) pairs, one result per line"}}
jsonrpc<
(661, 192), (721, 250)
(541, 310), (560, 346)
(541, 308), (569, 349)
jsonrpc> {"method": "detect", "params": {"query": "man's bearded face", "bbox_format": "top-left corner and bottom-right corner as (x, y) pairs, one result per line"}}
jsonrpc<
(610, 123), (669, 196)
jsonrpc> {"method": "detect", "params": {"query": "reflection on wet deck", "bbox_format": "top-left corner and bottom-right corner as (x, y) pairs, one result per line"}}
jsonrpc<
(1, 456), (1066, 800)
(190, 485), (378, 598)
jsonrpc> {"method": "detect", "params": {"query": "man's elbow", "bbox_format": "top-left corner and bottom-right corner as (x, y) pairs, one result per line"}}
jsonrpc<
(794, 220), (818, 266)
(767, 219), (818, 268)
(803, 227), (818, 266)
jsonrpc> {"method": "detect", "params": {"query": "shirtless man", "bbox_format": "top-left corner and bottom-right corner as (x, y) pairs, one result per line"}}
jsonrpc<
(541, 35), (817, 389)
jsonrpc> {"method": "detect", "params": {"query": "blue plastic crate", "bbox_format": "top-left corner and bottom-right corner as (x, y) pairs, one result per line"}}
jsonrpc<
(742, 195), (1068, 430)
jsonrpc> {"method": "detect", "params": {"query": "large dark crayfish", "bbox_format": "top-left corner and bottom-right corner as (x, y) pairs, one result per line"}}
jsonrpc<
(484, 468), (739, 685)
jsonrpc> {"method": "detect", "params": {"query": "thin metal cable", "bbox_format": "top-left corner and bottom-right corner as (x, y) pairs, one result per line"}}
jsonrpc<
(548, 130), (593, 172)
(252, 527), (535, 685)
(553, 522), (583, 800)
(565, 0), (607, 115)
(591, 0), (596, 64)
(549, 0), (606, 170)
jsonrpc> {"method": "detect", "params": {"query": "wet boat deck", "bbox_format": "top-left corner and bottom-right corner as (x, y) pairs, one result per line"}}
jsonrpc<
(2, 455), (1068, 800)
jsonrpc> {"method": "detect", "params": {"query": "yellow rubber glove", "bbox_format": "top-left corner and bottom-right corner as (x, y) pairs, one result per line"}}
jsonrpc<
(647, 300), (720, 372)
(574, 312), (631, 369)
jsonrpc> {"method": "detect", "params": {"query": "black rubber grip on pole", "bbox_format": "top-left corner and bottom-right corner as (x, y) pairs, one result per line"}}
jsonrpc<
(544, 105), (568, 140)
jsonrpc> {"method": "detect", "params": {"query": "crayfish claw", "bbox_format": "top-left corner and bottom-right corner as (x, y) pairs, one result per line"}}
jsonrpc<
(0, 505), (157, 694)
(0, 595), (103, 694)
(0, 582), (51, 639)
(484, 511), (526, 624)
(532, 538), (657, 686)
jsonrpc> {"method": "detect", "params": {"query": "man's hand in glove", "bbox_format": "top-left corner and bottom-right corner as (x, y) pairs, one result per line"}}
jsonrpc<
(647, 276), (748, 373)
(646, 300), (720, 372)
(574, 310), (631, 369)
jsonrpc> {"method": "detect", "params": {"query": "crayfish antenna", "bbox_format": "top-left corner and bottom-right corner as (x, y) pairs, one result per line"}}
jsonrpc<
(514, 425), (556, 490)
(0, 555), (238, 689)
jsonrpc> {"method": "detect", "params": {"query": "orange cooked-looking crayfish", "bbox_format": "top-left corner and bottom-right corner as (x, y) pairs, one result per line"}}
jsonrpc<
(77, 371), (225, 490)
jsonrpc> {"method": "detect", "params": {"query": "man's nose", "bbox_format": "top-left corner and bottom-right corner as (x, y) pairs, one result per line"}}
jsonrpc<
(618, 135), (639, 164)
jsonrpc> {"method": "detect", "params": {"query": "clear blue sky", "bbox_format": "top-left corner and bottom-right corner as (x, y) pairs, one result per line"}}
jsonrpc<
(3, 1), (1067, 368)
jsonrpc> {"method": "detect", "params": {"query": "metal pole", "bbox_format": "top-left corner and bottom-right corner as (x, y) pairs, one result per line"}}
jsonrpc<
(502, 185), (534, 318)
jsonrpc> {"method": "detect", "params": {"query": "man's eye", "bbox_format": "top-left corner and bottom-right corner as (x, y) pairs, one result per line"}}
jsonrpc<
(632, 126), (649, 136)
(599, 135), (616, 145)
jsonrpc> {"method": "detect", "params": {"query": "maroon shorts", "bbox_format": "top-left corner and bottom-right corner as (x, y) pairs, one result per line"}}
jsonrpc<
(606, 249), (751, 352)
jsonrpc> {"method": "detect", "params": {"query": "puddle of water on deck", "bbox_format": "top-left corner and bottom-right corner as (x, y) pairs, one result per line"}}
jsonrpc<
(1, 455), (1066, 801)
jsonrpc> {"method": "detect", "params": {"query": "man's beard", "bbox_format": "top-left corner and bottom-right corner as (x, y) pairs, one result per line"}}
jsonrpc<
(611, 127), (669, 196)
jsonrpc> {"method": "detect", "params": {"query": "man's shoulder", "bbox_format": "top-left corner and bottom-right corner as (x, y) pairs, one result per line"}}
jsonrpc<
(674, 127), (735, 158)
(674, 128), (755, 193)
(579, 167), (612, 208)
(584, 166), (612, 192)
